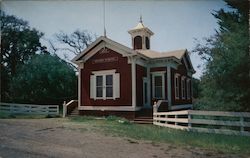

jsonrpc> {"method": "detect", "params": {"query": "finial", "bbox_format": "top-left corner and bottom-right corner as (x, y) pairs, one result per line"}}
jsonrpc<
(139, 15), (143, 23)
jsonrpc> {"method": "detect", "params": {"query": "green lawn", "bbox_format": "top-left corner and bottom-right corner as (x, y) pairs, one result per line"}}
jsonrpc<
(70, 116), (250, 155)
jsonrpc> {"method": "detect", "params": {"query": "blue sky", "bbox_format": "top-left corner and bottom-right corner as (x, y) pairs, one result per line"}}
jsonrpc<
(2, 0), (228, 78)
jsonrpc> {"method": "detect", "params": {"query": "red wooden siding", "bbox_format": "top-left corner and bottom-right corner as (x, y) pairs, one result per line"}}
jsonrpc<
(171, 60), (192, 105)
(81, 48), (132, 106)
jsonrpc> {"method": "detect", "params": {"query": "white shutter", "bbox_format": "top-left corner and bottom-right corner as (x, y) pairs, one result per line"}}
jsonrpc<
(90, 75), (95, 99)
(114, 73), (120, 99)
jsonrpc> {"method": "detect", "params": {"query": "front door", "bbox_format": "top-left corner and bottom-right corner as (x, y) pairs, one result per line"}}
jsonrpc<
(143, 78), (149, 107)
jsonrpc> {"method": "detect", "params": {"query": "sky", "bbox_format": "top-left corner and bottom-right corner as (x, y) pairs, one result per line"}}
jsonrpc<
(2, 0), (229, 78)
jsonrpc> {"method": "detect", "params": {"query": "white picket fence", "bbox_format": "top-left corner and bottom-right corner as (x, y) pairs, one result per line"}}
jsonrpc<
(0, 102), (59, 115)
(153, 110), (250, 136)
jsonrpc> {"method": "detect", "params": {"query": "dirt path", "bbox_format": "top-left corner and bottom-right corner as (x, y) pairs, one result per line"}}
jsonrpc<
(0, 119), (245, 158)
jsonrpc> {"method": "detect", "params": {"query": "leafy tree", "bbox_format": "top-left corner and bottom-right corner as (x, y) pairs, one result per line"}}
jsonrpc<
(193, 1), (250, 111)
(55, 30), (95, 55)
(0, 11), (47, 101)
(9, 54), (77, 104)
(192, 78), (201, 99)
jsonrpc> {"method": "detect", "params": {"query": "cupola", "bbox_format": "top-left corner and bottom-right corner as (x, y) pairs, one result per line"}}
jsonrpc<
(128, 16), (154, 50)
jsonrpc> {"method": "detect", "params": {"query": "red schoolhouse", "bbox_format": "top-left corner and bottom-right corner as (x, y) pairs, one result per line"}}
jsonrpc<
(72, 19), (195, 120)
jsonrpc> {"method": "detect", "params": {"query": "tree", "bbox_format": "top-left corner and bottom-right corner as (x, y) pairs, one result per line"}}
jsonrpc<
(9, 54), (77, 104)
(192, 78), (201, 99)
(0, 11), (47, 101)
(193, 0), (250, 111)
(55, 30), (95, 55)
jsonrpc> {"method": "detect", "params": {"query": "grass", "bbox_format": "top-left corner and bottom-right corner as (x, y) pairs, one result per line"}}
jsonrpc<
(70, 116), (250, 155)
(0, 112), (59, 119)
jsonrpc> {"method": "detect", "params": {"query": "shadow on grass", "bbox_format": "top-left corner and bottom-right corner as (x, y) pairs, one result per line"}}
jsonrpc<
(0, 112), (60, 119)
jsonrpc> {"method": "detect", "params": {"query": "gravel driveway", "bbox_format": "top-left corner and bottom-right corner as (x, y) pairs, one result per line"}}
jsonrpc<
(0, 118), (245, 158)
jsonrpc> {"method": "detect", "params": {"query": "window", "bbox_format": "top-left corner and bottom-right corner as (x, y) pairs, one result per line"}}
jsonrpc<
(187, 79), (191, 99)
(90, 70), (120, 100)
(134, 36), (142, 49)
(181, 76), (186, 99)
(145, 37), (150, 49)
(106, 75), (113, 97)
(174, 74), (180, 99)
(96, 76), (103, 97)
(152, 72), (165, 99)
(154, 76), (162, 98)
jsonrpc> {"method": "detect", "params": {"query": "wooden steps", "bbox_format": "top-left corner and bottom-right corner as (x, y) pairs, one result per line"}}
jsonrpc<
(68, 108), (79, 117)
(134, 108), (153, 124)
(133, 116), (153, 124)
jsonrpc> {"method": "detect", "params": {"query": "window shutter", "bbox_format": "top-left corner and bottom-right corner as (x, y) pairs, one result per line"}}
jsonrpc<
(114, 73), (120, 99)
(90, 75), (95, 99)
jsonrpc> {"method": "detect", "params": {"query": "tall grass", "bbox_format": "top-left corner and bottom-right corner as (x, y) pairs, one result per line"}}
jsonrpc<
(70, 116), (250, 154)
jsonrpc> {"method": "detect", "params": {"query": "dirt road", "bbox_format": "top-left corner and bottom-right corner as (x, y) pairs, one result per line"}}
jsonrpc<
(0, 119), (244, 158)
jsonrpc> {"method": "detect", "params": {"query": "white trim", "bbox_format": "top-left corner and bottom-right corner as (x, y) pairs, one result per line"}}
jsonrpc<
(167, 66), (172, 107)
(152, 71), (165, 99)
(72, 36), (137, 63)
(174, 73), (180, 100)
(91, 69), (119, 100)
(83, 42), (133, 63)
(131, 57), (136, 107)
(135, 57), (148, 67)
(92, 69), (116, 75)
(79, 106), (142, 111)
(151, 71), (166, 75)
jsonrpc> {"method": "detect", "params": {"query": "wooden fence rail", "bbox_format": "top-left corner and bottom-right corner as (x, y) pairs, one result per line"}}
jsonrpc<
(153, 110), (250, 136)
(0, 102), (59, 115)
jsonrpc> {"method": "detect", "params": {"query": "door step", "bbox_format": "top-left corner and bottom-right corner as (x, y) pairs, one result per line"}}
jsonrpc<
(133, 117), (153, 124)
(68, 108), (79, 117)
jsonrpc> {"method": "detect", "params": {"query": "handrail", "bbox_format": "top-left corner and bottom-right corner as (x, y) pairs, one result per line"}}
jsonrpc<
(63, 100), (78, 117)
(153, 100), (168, 113)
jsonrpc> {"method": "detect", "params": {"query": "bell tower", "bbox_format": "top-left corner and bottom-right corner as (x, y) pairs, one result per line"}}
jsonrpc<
(128, 16), (154, 50)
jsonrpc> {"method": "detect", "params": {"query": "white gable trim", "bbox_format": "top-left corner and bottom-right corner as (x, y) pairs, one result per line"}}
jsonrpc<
(182, 51), (195, 74)
(72, 36), (137, 63)
(72, 36), (104, 63)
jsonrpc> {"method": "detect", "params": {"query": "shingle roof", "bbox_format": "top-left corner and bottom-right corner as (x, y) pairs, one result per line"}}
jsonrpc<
(137, 49), (187, 59)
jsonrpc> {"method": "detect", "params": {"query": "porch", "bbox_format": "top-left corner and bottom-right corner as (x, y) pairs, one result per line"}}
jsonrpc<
(63, 100), (192, 124)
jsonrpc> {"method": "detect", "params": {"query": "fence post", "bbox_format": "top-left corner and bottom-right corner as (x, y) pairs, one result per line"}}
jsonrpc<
(175, 115), (178, 126)
(188, 112), (192, 130)
(240, 116), (244, 133)
(153, 101), (157, 124)
(153, 101), (157, 114)
(62, 101), (67, 118)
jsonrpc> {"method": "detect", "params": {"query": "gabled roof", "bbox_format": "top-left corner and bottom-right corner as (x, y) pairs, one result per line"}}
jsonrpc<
(71, 36), (195, 73)
(133, 22), (146, 30)
(137, 49), (195, 73)
(72, 36), (137, 63)
(137, 49), (186, 59)
(128, 21), (154, 36)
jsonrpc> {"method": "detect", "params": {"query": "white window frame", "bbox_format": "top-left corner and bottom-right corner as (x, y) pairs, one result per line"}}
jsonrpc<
(174, 73), (180, 99)
(152, 71), (165, 99)
(181, 76), (186, 99)
(187, 78), (191, 100)
(91, 69), (119, 100)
